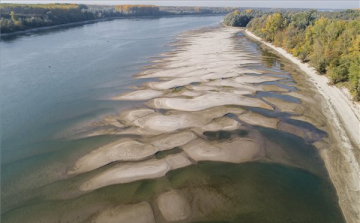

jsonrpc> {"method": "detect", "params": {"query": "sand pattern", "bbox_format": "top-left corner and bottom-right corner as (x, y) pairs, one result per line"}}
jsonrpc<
(64, 27), (336, 221)
(91, 202), (155, 223)
(70, 27), (328, 188)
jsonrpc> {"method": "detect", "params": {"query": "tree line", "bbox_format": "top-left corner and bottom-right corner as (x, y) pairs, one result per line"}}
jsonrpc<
(1, 4), (99, 33)
(115, 5), (159, 15)
(0, 4), (243, 33)
(223, 9), (259, 27)
(225, 9), (360, 100)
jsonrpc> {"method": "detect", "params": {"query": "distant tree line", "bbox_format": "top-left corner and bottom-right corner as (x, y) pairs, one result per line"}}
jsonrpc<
(223, 9), (259, 27)
(115, 5), (159, 15)
(224, 9), (360, 100)
(159, 6), (237, 15)
(222, 8), (312, 27)
(0, 4), (252, 34)
(1, 4), (100, 33)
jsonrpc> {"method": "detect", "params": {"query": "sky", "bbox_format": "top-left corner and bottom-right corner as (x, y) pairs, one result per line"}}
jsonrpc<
(2, 0), (359, 9)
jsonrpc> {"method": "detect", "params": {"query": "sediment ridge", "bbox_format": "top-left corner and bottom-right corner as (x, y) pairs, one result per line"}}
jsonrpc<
(63, 26), (354, 223)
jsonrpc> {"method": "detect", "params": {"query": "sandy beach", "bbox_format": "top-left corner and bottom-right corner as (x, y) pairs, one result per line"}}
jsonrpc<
(245, 29), (360, 223)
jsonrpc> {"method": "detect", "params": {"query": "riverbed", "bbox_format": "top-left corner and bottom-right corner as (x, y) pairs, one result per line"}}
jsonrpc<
(0, 17), (346, 223)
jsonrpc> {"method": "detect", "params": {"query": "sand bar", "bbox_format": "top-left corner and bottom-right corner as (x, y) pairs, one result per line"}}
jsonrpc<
(150, 131), (197, 151)
(183, 138), (261, 163)
(112, 89), (164, 101)
(68, 139), (158, 175)
(157, 190), (191, 222)
(148, 92), (273, 111)
(80, 154), (192, 191)
(91, 202), (155, 223)
(238, 112), (279, 129)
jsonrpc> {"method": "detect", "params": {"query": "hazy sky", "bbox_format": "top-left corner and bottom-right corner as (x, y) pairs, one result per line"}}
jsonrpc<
(2, 0), (360, 9)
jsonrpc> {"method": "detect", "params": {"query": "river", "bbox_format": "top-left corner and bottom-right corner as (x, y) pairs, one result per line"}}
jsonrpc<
(0, 16), (346, 223)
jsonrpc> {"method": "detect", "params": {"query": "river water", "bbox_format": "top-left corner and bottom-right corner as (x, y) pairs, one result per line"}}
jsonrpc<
(0, 16), (345, 223)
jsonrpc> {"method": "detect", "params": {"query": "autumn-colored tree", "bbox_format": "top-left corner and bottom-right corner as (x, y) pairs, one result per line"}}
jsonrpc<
(0, 3), (79, 10)
(263, 13), (284, 42)
(222, 9), (257, 27)
(9, 11), (22, 27)
(247, 10), (360, 100)
(115, 5), (159, 15)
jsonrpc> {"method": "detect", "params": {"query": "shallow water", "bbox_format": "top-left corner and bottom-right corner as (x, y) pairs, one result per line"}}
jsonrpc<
(0, 17), (345, 223)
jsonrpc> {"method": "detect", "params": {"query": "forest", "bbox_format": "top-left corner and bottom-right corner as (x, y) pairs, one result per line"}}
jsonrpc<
(0, 4), (237, 33)
(222, 9), (259, 27)
(0, 4), (161, 33)
(225, 9), (360, 100)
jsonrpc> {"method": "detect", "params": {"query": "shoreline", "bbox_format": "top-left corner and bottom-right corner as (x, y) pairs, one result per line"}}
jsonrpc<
(0, 14), (225, 37)
(0, 18), (113, 37)
(244, 29), (360, 223)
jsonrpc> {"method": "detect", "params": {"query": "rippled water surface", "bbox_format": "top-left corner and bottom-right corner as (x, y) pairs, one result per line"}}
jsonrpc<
(0, 16), (345, 223)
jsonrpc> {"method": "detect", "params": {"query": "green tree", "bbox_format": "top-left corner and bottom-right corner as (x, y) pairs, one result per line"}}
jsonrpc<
(223, 10), (254, 27)
(290, 10), (315, 29)
(264, 13), (284, 42)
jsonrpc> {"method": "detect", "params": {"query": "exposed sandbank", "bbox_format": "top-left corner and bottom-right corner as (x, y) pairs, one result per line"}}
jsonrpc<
(80, 153), (192, 191)
(68, 139), (158, 175)
(183, 138), (262, 163)
(68, 28), (338, 206)
(91, 201), (155, 223)
(148, 92), (273, 111)
(157, 190), (191, 222)
(112, 89), (163, 101)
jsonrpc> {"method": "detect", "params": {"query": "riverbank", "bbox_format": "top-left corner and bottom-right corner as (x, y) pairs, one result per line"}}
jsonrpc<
(244, 29), (360, 223)
(0, 14), (226, 37)
(0, 18), (113, 37)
